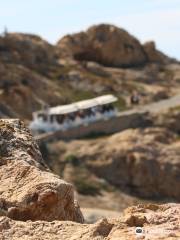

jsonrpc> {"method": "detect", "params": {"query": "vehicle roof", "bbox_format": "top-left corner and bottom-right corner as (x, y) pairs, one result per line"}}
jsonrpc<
(36, 94), (118, 115)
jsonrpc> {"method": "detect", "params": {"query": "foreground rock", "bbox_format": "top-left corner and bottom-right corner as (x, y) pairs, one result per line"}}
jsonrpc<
(0, 203), (179, 239)
(0, 119), (83, 222)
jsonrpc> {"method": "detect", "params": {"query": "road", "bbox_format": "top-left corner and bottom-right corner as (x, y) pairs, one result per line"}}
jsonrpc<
(138, 94), (180, 113)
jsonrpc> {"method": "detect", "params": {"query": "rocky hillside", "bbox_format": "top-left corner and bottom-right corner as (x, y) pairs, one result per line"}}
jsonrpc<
(0, 119), (179, 239)
(0, 24), (180, 119)
(0, 62), (65, 118)
(44, 107), (180, 213)
(0, 33), (58, 74)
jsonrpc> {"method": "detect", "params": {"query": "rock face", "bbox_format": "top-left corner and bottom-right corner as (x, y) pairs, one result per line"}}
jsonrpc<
(0, 203), (179, 239)
(57, 24), (148, 67)
(0, 119), (83, 222)
(0, 62), (64, 118)
(0, 34), (66, 118)
(48, 127), (180, 200)
(57, 24), (175, 68)
(143, 41), (173, 64)
(0, 33), (58, 74)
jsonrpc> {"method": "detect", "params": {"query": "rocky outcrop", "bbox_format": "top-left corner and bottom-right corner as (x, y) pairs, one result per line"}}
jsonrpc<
(0, 33), (58, 74)
(0, 62), (65, 118)
(57, 24), (176, 68)
(57, 24), (148, 67)
(0, 203), (179, 239)
(0, 119), (83, 222)
(0, 25), (179, 121)
(143, 41), (173, 64)
(48, 127), (180, 200)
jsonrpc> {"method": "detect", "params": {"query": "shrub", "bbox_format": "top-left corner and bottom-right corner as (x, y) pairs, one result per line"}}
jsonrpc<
(64, 154), (80, 166)
(74, 178), (101, 196)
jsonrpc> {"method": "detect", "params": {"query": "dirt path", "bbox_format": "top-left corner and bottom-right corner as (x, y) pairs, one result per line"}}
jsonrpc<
(139, 94), (180, 113)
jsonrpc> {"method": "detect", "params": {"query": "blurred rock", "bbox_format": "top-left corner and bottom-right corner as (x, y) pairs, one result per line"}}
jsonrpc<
(57, 24), (148, 67)
(82, 208), (120, 223)
(143, 41), (175, 64)
(49, 127), (180, 200)
(0, 62), (63, 118)
(0, 33), (58, 74)
(85, 61), (111, 77)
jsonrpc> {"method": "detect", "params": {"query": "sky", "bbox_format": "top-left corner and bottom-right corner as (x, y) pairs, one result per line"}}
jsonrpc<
(0, 0), (180, 59)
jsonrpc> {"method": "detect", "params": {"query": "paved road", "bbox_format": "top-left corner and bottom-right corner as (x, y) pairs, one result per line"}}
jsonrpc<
(118, 93), (180, 117)
(139, 94), (180, 113)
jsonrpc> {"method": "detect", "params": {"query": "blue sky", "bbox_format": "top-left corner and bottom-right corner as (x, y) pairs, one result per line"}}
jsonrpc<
(0, 0), (180, 59)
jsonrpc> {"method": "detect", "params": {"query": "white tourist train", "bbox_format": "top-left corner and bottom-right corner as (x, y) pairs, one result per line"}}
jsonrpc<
(29, 94), (118, 133)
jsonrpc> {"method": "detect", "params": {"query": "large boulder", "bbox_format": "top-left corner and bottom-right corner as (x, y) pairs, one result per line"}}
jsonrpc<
(0, 203), (179, 239)
(0, 119), (83, 222)
(57, 24), (148, 68)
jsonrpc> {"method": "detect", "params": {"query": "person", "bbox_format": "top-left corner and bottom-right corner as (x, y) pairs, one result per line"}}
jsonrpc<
(130, 91), (140, 105)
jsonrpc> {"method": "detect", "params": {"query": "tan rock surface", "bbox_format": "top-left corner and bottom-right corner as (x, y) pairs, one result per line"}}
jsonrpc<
(0, 203), (179, 239)
(0, 119), (83, 222)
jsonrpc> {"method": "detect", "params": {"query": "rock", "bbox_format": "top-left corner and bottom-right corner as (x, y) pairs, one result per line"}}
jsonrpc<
(143, 41), (173, 64)
(57, 24), (148, 67)
(152, 90), (169, 101)
(0, 33), (58, 74)
(85, 61), (110, 77)
(0, 62), (64, 118)
(0, 203), (179, 239)
(154, 107), (180, 135)
(0, 27), (180, 121)
(48, 127), (180, 200)
(68, 70), (83, 82)
(0, 119), (83, 222)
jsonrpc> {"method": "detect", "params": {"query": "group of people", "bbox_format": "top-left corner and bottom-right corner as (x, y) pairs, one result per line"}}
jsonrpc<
(36, 104), (116, 132)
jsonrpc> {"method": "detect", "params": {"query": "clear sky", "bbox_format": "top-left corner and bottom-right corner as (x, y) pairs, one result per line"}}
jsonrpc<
(0, 0), (180, 59)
